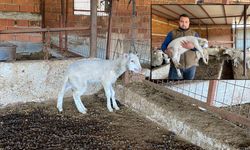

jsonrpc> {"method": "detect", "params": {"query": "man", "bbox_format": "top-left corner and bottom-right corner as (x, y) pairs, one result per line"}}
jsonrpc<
(161, 14), (199, 80)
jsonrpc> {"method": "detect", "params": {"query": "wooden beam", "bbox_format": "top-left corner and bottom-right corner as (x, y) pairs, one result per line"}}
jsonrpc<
(178, 5), (206, 25)
(199, 5), (216, 25)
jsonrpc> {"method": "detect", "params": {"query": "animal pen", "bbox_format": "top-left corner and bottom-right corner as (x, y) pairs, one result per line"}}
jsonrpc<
(0, 0), (250, 149)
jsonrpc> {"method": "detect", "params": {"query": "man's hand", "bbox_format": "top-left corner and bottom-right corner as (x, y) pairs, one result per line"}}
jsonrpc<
(164, 47), (173, 58)
(181, 40), (195, 49)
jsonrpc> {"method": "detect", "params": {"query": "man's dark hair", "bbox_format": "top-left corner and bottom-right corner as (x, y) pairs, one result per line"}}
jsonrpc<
(179, 14), (190, 20)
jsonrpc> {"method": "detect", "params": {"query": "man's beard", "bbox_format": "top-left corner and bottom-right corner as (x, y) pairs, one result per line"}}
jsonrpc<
(179, 27), (189, 31)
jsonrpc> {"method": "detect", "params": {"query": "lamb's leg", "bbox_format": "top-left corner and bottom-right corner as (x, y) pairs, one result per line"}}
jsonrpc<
(247, 61), (250, 69)
(176, 69), (183, 78)
(57, 76), (71, 112)
(233, 58), (239, 67)
(194, 41), (208, 64)
(172, 53), (182, 68)
(103, 83), (113, 112)
(172, 53), (183, 78)
(110, 85), (119, 110)
(72, 81), (87, 114)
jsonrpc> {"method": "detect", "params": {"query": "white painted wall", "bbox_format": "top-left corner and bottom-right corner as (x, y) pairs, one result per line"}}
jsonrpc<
(0, 59), (103, 107)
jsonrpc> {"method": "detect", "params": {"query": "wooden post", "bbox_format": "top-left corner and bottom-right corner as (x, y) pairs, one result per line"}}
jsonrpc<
(90, 0), (97, 58)
(106, 0), (112, 59)
(207, 80), (217, 106)
(243, 5), (247, 77)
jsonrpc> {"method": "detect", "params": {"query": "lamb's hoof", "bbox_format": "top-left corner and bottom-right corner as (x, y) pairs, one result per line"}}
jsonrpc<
(108, 108), (114, 112)
(114, 106), (120, 110)
(177, 73), (183, 78)
(57, 107), (63, 112)
(177, 74), (183, 78)
(176, 64), (182, 69)
(80, 110), (87, 114)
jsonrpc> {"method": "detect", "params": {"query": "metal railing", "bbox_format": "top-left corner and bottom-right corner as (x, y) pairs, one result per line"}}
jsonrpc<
(148, 79), (250, 127)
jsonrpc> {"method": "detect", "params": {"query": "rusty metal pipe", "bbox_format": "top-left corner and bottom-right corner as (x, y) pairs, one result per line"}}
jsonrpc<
(0, 27), (91, 34)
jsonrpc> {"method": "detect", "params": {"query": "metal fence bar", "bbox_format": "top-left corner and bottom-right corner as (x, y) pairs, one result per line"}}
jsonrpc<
(145, 80), (250, 127)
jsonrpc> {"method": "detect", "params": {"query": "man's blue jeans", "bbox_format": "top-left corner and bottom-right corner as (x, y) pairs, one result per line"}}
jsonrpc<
(168, 65), (196, 80)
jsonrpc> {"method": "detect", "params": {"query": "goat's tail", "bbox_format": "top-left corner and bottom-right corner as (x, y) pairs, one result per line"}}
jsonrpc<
(57, 75), (69, 112)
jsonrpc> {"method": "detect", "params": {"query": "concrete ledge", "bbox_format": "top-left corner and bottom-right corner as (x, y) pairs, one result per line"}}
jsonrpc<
(115, 81), (250, 150)
(0, 59), (102, 107)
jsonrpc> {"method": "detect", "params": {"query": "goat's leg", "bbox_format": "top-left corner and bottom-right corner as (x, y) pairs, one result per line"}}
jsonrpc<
(103, 83), (113, 112)
(110, 85), (119, 110)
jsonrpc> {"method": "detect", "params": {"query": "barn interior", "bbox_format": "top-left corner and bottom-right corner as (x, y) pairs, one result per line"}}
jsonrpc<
(152, 4), (250, 79)
(0, 0), (250, 149)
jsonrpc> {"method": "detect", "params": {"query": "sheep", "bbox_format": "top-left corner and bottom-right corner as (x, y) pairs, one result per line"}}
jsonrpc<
(152, 49), (170, 67)
(223, 48), (250, 69)
(167, 36), (209, 78)
(57, 53), (142, 114)
(204, 47), (223, 60)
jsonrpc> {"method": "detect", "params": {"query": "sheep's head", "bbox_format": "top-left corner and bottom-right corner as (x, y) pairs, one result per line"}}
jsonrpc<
(125, 53), (142, 73)
(152, 50), (164, 66)
(223, 49), (234, 57)
(198, 38), (209, 49)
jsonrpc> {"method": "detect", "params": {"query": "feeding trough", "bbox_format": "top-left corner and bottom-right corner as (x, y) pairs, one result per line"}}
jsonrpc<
(0, 43), (17, 61)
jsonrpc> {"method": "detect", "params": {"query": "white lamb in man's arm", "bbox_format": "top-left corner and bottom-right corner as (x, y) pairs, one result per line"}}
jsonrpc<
(167, 36), (209, 77)
(57, 53), (142, 114)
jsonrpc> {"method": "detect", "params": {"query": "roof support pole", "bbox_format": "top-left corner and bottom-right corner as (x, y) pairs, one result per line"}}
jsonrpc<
(234, 17), (237, 49)
(106, 0), (112, 59)
(243, 5), (247, 76)
(90, 0), (97, 58)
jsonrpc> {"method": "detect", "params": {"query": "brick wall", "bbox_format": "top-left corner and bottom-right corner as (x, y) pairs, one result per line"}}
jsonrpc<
(45, 0), (108, 29)
(0, 0), (42, 43)
(152, 14), (177, 48)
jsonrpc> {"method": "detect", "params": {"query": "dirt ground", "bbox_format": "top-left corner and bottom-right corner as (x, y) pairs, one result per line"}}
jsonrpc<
(195, 55), (250, 80)
(232, 62), (250, 79)
(195, 56), (235, 80)
(195, 57), (222, 79)
(0, 93), (203, 150)
(223, 103), (250, 121)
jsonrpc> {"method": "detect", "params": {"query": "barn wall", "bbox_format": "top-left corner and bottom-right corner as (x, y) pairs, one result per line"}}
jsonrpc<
(110, 0), (196, 64)
(0, 0), (42, 52)
(152, 15), (233, 49)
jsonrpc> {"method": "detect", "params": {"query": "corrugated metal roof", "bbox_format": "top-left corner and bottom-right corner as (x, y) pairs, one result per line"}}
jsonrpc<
(152, 4), (250, 25)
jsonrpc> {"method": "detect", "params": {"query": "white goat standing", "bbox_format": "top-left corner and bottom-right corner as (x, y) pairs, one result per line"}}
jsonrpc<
(167, 36), (209, 77)
(57, 53), (142, 114)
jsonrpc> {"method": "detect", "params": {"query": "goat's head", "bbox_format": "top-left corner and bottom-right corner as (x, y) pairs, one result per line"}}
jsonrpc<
(124, 53), (142, 73)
